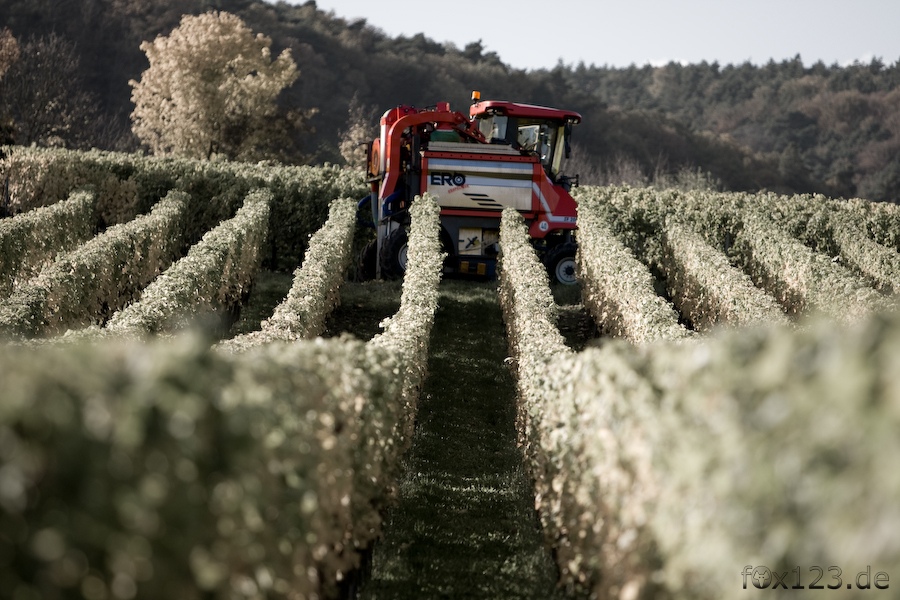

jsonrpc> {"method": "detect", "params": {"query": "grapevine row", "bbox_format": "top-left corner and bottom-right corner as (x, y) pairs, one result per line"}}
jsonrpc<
(574, 194), (690, 343)
(731, 203), (892, 323)
(0, 188), (96, 297)
(659, 216), (789, 329)
(106, 190), (270, 336)
(499, 207), (900, 599)
(501, 207), (665, 598)
(0, 190), (188, 339)
(1, 145), (368, 271)
(498, 208), (578, 589)
(821, 202), (900, 294)
(575, 186), (899, 330)
(221, 197), (358, 350)
(0, 195), (445, 600)
(367, 194), (446, 444)
(0, 335), (405, 600)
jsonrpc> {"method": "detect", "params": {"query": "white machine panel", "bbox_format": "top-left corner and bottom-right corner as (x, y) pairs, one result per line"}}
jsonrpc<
(424, 158), (533, 212)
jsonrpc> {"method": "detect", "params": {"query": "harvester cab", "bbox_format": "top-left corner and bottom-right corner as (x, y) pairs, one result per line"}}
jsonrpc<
(360, 91), (582, 284)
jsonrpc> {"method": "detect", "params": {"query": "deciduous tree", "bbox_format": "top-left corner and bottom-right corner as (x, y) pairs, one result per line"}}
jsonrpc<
(0, 28), (19, 79)
(0, 32), (97, 147)
(338, 93), (377, 168)
(0, 28), (19, 146)
(130, 10), (300, 161)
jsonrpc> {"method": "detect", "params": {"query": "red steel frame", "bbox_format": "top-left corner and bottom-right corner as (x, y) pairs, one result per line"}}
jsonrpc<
(371, 101), (580, 241)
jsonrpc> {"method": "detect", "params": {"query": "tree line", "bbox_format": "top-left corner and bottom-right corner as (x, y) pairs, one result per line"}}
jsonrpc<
(1, 0), (899, 201)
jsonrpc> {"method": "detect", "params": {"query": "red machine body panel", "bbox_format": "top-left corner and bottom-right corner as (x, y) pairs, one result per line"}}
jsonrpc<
(364, 93), (583, 283)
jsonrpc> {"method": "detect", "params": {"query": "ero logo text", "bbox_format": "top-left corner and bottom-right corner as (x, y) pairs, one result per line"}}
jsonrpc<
(430, 172), (466, 187)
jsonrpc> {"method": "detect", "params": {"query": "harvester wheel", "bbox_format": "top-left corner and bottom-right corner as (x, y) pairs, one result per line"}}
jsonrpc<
(356, 240), (377, 281)
(379, 227), (408, 279)
(544, 242), (578, 285)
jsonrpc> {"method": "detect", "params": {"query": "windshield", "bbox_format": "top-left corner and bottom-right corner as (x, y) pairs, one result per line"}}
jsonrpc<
(475, 114), (568, 180)
(517, 119), (563, 178)
(477, 114), (508, 142)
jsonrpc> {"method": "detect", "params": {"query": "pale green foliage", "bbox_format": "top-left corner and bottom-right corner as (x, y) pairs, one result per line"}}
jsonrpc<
(0, 333), (408, 600)
(339, 93), (377, 168)
(130, 11), (299, 161)
(576, 185), (899, 327)
(0, 147), (141, 223)
(548, 345), (664, 599)
(0, 188), (96, 297)
(220, 197), (358, 350)
(0, 191), (446, 599)
(660, 216), (789, 330)
(635, 313), (900, 598)
(825, 200), (900, 294)
(0, 27), (19, 80)
(370, 194), (445, 444)
(576, 193), (691, 343)
(106, 190), (270, 335)
(860, 197), (900, 252)
(598, 186), (790, 331)
(0, 145), (369, 271)
(538, 314), (900, 599)
(0, 191), (187, 339)
(498, 209), (580, 588)
(498, 207), (569, 362)
(500, 204), (661, 597)
(500, 208), (667, 598)
(733, 206), (893, 323)
(500, 203), (900, 598)
(697, 191), (899, 322)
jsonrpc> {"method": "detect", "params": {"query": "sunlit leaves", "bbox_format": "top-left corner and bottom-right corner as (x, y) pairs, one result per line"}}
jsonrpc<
(0, 188), (95, 297)
(576, 192), (691, 343)
(130, 11), (299, 161)
(106, 190), (269, 335)
(0, 190), (187, 338)
(221, 197), (358, 350)
(502, 185), (900, 599)
(0, 190), (445, 600)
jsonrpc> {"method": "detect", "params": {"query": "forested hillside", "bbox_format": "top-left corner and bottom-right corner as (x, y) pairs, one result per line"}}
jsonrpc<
(1, 0), (899, 201)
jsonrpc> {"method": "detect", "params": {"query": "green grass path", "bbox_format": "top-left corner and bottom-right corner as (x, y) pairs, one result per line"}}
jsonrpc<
(359, 280), (564, 600)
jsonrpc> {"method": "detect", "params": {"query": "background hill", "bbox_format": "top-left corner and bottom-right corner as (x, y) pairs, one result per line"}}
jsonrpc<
(1, 0), (899, 201)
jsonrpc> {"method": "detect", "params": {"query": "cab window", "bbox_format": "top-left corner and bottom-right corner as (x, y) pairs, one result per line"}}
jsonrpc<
(517, 120), (562, 178)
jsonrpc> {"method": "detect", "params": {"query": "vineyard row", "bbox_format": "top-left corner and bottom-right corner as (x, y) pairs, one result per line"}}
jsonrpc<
(499, 203), (900, 600)
(0, 188), (96, 297)
(0, 193), (444, 600)
(0, 189), (189, 339)
(1, 145), (368, 271)
(575, 186), (900, 329)
(105, 190), (270, 337)
(220, 197), (358, 351)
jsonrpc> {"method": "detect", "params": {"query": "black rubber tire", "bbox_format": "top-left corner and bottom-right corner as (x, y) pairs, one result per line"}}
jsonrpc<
(543, 242), (578, 285)
(379, 227), (409, 279)
(356, 239), (377, 281)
